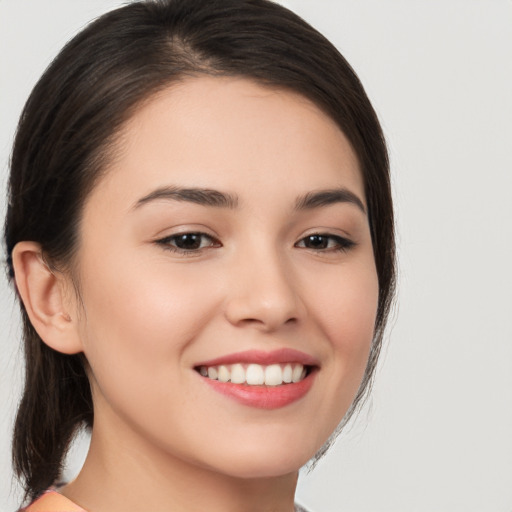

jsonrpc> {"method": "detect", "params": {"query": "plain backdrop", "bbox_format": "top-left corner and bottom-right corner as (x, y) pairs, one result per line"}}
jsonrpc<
(1, 1), (511, 511)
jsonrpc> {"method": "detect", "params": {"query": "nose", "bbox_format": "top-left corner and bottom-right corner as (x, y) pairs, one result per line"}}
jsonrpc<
(224, 247), (304, 332)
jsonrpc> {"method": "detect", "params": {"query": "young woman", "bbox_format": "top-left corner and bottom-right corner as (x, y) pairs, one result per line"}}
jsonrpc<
(5, 1), (395, 510)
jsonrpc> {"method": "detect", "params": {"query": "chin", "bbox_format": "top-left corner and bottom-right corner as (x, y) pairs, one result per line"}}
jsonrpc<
(196, 428), (325, 479)
(214, 453), (309, 480)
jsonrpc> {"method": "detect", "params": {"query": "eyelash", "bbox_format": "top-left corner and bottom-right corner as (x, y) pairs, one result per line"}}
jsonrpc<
(155, 232), (220, 255)
(295, 234), (355, 253)
(155, 232), (355, 255)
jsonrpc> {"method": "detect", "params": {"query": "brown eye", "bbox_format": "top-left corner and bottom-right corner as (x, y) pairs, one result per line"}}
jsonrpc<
(303, 234), (329, 249)
(173, 233), (205, 250)
(156, 232), (220, 253)
(296, 234), (355, 252)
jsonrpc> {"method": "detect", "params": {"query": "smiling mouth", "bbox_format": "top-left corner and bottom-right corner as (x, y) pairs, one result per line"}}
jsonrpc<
(194, 350), (319, 408)
(195, 363), (312, 386)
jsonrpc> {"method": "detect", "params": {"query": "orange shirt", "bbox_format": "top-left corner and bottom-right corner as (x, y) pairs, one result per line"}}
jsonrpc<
(22, 489), (311, 511)
(21, 490), (86, 512)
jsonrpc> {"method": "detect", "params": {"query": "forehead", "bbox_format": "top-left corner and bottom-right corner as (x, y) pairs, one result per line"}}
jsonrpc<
(89, 76), (364, 210)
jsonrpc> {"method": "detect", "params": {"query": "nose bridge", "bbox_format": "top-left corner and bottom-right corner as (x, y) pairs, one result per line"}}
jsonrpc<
(224, 240), (302, 330)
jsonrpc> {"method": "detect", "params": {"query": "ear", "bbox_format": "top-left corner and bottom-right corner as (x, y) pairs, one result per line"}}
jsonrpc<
(12, 241), (83, 354)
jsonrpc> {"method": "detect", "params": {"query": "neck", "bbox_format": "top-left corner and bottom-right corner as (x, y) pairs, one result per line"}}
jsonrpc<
(62, 416), (299, 512)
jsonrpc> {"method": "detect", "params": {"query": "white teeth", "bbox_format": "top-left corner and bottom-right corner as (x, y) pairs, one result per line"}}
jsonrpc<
(230, 364), (246, 384)
(218, 365), (230, 382)
(282, 364), (293, 383)
(199, 363), (308, 386)
(292, 364), (304, 383)
(264, 364), (283, 386)
(246, 364), (265, 385)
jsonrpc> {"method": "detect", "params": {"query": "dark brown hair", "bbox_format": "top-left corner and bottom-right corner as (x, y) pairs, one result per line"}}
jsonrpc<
(4, 0), (395, 501)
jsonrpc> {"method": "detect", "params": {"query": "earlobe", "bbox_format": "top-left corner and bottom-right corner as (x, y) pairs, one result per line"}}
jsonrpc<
(11, 241), (83, 355)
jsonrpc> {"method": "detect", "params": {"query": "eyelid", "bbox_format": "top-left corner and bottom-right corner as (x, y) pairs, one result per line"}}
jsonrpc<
(294, 232), (356, 252)
(154, 230), (221, 255)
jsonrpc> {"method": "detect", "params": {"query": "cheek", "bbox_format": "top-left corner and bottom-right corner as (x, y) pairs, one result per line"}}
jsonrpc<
(79, 250), (212, 346)
(306, 257), (379, 400)
(337, 271), (378, 375)
(75, 253), (216, 403)
(309, 255), (379, 348)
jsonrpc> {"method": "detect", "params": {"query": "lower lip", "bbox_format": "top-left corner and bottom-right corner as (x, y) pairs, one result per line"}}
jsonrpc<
(200, 372), (315, 409)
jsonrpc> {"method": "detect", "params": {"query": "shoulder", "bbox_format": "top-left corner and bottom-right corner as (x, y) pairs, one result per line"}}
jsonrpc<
(20, 490), (86, 512)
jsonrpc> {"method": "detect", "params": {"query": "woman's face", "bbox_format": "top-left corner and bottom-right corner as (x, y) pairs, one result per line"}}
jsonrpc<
(71, 77), (378, 478)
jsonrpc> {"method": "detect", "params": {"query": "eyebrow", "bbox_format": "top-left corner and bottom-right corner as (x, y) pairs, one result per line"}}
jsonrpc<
(294, 188), (366, 214)
(133, 185), (365, 214)
(133, 186), (239, 210)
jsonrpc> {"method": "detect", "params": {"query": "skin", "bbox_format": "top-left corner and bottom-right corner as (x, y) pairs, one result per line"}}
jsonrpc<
(14, 77), (378, 512)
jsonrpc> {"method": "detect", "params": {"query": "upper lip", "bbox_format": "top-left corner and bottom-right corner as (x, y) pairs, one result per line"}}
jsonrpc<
(194, 348), (320, 368)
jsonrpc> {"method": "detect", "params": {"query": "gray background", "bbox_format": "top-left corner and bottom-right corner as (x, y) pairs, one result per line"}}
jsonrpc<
(1, 1), (511, 510)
